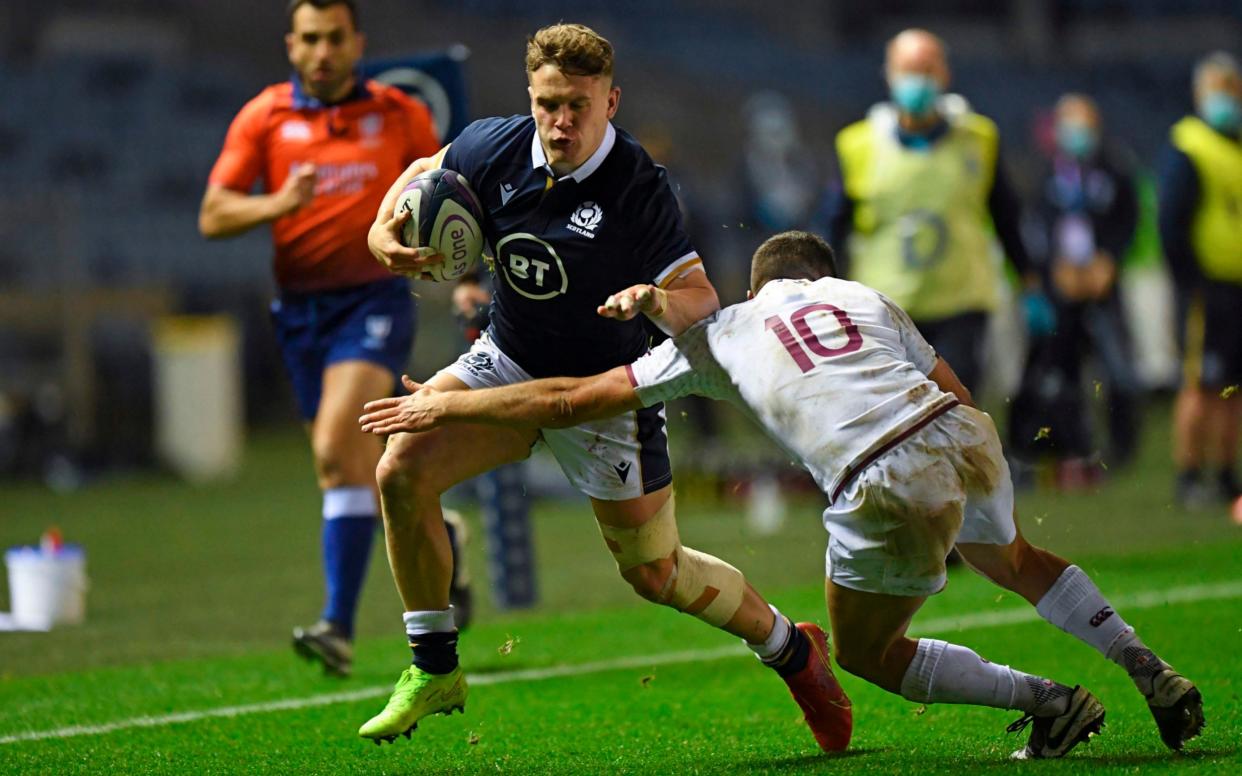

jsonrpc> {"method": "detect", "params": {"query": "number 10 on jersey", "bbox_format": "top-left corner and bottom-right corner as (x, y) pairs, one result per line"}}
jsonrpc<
(764, 303), (862, 373)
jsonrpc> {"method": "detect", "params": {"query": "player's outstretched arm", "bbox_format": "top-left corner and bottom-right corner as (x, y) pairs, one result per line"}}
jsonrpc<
(598, 267), (720, 336)
(367, 146), (450, 274)
(198, 163), (317, 239)
(359, 369), (641, 435)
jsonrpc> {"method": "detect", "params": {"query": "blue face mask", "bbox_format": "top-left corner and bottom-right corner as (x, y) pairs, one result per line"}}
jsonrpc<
(1201, 91), (1242, 134)
(1056, 122), (1098, 159)
(890, 74), (940, 117)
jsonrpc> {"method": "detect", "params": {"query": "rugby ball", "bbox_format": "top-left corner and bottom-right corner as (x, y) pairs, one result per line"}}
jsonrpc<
(394, 169), (485, 282)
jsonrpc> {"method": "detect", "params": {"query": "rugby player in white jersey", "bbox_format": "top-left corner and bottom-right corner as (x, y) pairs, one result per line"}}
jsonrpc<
(361, 231), (1204, 759)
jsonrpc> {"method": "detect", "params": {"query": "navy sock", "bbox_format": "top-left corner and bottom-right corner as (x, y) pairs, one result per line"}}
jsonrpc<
(410, 630), (460, 674)
(764, 623), (811, 678)
(320, 514), (376, 639)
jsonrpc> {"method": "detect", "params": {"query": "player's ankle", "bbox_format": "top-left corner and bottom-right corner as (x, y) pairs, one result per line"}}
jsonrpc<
(1028, 682), (1074, 717)
(404, 609), (460, 674)
(409, 630), (459, 674)
(763, 621), (810, 678)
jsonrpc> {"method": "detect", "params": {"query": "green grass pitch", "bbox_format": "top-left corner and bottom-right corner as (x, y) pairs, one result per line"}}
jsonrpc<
(1, 403), (1240, 774)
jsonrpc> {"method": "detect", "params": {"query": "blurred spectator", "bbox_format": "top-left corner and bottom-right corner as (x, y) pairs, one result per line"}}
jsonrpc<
(741, 91), (820, 235)
(1160, 51), (1242, 508)
(1009, 94), (1141, 486)
(826, 29), (1047, 395)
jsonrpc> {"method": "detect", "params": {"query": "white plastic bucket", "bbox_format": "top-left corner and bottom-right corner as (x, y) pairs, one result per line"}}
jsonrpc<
(4, 545), (87, 629)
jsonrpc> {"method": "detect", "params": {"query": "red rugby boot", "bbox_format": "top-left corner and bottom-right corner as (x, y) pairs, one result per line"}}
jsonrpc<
(782, 622), (853, 752)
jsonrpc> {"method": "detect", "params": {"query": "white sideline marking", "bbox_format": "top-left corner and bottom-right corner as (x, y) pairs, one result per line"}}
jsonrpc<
(3, 578), (1241, 746)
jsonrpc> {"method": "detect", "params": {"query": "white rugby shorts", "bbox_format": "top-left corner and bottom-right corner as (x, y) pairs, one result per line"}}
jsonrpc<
(823, 404), (1017, 597)
(438, 331), (672, 501)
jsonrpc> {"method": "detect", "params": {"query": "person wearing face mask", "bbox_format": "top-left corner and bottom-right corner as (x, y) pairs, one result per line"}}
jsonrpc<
(827, 28), (1048, 397)
(1008, 94), (1140, 487)
(1159, 51), (1242, 508)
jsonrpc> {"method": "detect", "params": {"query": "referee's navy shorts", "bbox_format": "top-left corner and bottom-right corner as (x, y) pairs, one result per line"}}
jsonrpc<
(271, 276), (415, 420)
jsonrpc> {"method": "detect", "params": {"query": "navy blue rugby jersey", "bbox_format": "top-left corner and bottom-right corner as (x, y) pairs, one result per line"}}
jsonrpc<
(442, 115), (701, 378)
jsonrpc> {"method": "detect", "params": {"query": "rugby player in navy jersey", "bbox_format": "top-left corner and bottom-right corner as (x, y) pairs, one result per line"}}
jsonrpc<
(356, 23), (851, 750)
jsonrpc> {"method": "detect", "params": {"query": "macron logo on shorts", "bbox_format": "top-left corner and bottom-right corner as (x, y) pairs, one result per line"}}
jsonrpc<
(613, 461), (631, 484)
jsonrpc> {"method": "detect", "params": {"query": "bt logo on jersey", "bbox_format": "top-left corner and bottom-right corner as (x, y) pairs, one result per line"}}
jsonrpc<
(509, 254), (552, 285)
(496, 233), (569, 300)
(568, 201), (603, 238)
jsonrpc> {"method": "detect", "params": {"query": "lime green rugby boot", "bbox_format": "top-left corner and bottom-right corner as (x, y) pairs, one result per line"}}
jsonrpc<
(359, 665), (468, 744)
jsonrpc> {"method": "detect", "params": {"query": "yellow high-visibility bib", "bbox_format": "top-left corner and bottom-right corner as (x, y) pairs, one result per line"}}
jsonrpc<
(836, 102), (1000, 320)
(1170, 116), (1242, 284)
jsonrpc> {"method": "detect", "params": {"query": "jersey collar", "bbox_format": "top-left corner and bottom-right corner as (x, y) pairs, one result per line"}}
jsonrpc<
(530, 122), (617, 182)
(895, 115), (949, 149)
(290, 73), (368, 110)
(756, 278), (810, 298)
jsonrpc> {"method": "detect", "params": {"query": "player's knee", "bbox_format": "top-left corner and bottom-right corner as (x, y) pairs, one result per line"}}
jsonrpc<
(311, 423), (379, 487)
(959, 541), (1018, 585)
(312, 442), (349, 489)
(375, 435), (441, 500)
(599, 494), (745, 628)
(375, 449), (419, 501)
(620, 558), (675, 603)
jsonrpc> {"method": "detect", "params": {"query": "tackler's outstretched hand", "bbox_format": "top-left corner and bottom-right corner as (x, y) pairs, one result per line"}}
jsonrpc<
(359, 376), (446, 435)
(367, 209), (444, 277)
(598, 283), (667, 322)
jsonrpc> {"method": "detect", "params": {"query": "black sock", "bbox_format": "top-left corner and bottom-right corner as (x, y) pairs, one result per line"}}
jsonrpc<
(1176, 468), (1201, 489)
(763, 622), (810, 678)
(410, 630), (459, 674)
(1216, 467), (1240, 498)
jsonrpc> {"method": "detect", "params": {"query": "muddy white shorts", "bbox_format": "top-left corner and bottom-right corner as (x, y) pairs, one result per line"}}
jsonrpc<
(823, 405), (1017, 597)
(438, 331), (672, 501)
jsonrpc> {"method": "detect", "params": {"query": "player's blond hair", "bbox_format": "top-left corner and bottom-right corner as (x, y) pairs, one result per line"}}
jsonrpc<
(525, 23), (614, 78)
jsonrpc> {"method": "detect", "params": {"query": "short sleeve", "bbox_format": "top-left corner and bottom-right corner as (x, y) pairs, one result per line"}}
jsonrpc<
(208, 95), (268, 192)
(627, 316), (732, 405)
(396, 92), (441, 164)
(877, 291), (937, 374)
(442, 117), (508, 188)
(633, 165), (700, 287)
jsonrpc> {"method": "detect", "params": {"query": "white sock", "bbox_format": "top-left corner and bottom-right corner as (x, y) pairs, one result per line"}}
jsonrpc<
(323, 486), (377, 518)
(1035, 565), (1166, 693)
(900, 638), (1071, 716)
(403, 608), (457, 638)
(745, 605), (790, 659)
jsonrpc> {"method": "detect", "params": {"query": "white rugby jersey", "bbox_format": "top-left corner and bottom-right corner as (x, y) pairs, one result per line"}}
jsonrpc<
(627, 277), (960, 502)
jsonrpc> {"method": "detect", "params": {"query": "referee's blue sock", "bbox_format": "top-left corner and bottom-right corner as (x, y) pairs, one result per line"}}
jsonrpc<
(321, 486), (379, 640)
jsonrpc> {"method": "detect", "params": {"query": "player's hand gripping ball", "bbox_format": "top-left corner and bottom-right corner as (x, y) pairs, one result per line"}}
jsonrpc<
(394, 169), (485, 282)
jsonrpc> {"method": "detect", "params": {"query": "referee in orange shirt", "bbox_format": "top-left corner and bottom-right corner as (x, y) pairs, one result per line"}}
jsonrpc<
(199, 0), (444, 676)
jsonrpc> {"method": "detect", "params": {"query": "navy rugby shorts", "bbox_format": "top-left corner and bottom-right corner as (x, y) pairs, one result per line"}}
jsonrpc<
(270, 276), (415, 419)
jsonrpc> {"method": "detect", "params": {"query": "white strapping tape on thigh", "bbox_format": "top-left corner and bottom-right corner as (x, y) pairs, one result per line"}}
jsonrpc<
(597, 493), (680, 571)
